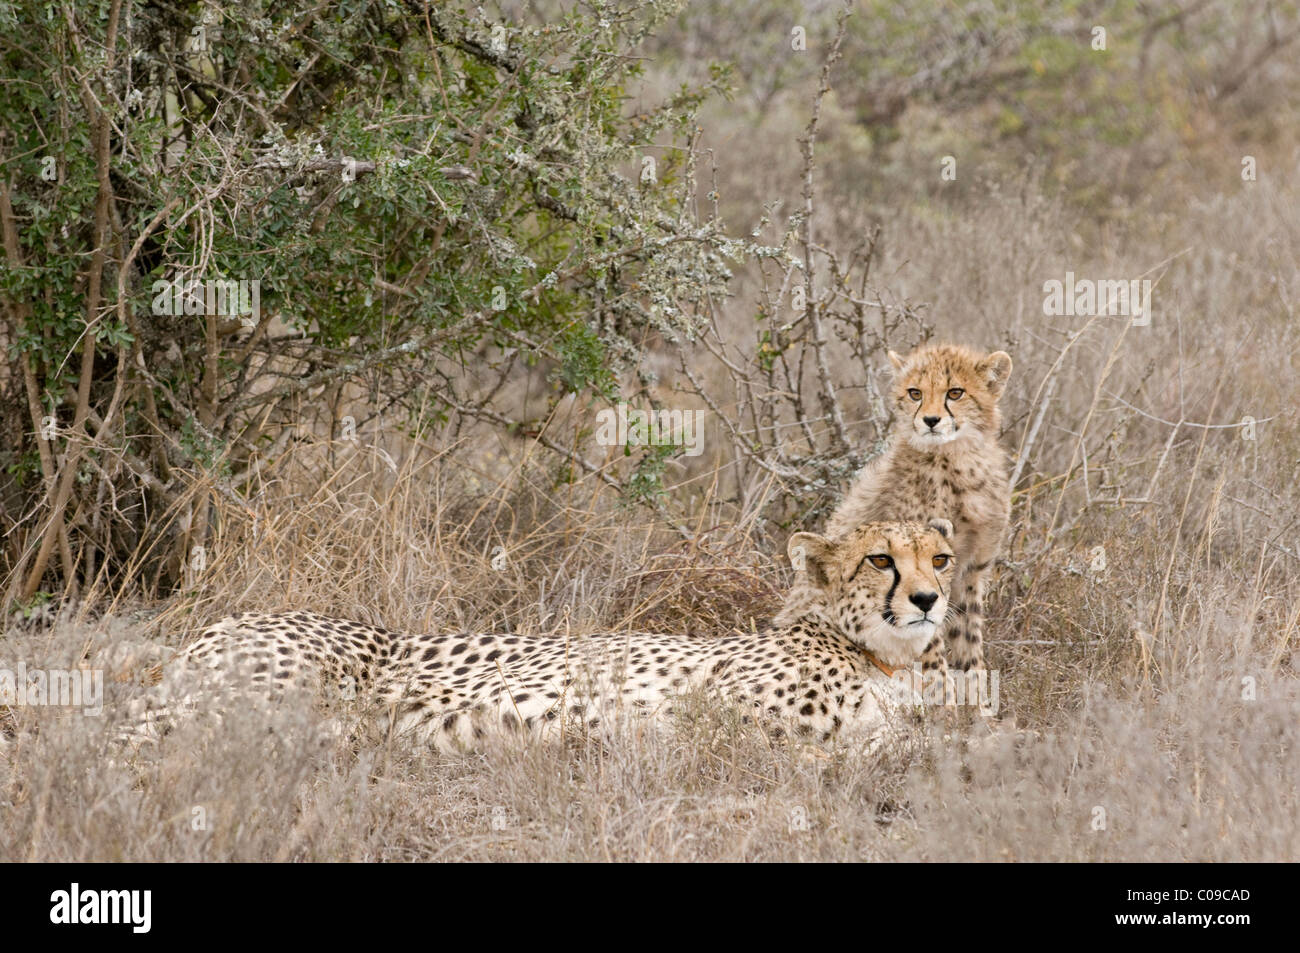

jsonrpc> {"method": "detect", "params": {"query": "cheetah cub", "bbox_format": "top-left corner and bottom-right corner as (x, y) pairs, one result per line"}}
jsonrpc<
(826, 343), (1013, 673)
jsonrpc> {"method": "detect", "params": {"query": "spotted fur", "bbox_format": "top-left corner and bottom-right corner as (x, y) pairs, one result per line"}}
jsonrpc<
(824, 343), (1013, 672)
(135, 521), (956, 753)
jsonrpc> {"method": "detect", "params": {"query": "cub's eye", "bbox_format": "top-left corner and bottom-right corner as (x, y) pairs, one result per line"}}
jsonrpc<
(932, 554), (953, 569)
(868, 554), (893, 570)
(906, 388), (922, 401)
(947, 388), (965, 400)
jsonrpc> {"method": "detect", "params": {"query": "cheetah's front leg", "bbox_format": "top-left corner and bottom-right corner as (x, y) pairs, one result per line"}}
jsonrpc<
(946, 563), (988, 673)
(917, 636), (956, 706)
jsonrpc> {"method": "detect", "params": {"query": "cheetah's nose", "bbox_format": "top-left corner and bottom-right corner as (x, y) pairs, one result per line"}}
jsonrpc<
(922, 415), (940, 429)
(909, 591), (938, 613)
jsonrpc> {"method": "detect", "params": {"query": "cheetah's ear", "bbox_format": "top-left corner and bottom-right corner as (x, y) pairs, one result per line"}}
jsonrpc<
(927, 518), (954, 540)
(977, 350), (1013, 395)
(887, 350), (906, 372)
(788, 532), (834, 588)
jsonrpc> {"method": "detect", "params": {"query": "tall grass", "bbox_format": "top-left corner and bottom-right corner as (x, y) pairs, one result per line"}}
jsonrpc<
(4, 22), (1299, 862)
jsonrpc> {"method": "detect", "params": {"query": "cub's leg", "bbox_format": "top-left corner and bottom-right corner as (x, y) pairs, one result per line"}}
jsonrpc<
(919, 636), (955, 706)
(946, 564), (989, 673)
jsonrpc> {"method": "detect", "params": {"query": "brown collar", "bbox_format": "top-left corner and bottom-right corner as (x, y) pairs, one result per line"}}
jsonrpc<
(860, 648), (896, 678)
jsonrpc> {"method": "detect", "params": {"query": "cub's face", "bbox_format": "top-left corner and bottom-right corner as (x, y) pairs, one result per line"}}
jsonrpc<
(888, 344), (1012, 449)
(789, 520), (956, 665)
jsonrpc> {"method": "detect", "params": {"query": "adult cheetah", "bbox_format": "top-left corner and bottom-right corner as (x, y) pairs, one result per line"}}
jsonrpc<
(130, 519), (958, 754)
(825, 343), (1013, 674)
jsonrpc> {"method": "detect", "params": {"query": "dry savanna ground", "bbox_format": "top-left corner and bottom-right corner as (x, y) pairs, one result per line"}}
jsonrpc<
(6, 189), (1299, 859)
(3, 4), (1300, 863)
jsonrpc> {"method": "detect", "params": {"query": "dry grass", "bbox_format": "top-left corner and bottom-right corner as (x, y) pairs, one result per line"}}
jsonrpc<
(4, 22), (1300, 862)
(2, 369), (1297, 861)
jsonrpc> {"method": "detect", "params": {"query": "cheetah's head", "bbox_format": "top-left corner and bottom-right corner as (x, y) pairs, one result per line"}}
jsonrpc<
(887, 343), (1012, 449)
(788, 519), (956, 667)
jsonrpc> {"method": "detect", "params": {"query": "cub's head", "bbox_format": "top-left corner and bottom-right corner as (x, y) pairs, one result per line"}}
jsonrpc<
(887, 343), (1012, 449)
(788, 519), (956, 666)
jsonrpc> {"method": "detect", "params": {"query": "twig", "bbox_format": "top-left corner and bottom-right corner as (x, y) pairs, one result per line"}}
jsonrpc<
(21, 0), (124, 602)
(796, 2), (854, 454)
(1011, 371), (1057, 490)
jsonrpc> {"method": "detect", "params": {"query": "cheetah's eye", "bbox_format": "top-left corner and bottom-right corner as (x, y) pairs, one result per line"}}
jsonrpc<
(868, 554), (893, 570)
(906, 388), (922, 401)
(932, 554), (953, 569)
(947, 388), (965, 400)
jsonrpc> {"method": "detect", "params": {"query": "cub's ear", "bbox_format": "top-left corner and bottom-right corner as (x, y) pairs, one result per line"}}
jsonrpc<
(788, 532), (835, 588)
(927, 518), (954, 540)
(977, 350), (1013, 395)
(887, 350), (906, 372)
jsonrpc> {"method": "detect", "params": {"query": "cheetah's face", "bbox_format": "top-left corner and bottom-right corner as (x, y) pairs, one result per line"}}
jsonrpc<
(789, 520), (957, 665)
(888, 345), (1012, 449)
